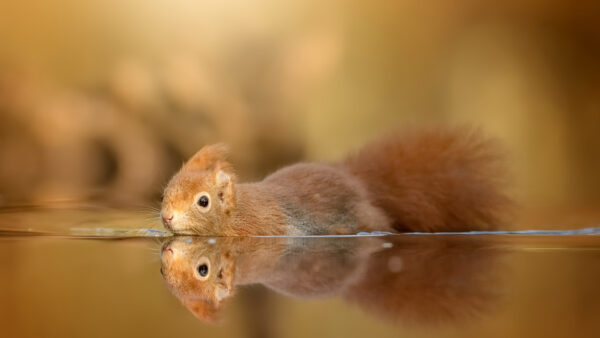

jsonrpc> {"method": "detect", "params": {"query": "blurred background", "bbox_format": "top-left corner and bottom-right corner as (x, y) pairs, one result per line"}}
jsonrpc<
(1, 0), (600, 225)
(2, 3), (600, 338)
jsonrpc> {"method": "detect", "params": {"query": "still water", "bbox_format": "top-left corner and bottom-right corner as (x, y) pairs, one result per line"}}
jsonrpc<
(1, 205), (600, 338)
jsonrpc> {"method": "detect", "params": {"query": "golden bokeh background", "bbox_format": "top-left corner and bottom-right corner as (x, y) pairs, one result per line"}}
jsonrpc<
(1, 1), (600, 217)
(1, 2), (600, 337)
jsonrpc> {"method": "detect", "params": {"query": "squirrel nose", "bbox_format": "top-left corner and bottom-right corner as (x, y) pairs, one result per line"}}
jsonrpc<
(161, 212), (174, 228)
(161, 245), (173, 255)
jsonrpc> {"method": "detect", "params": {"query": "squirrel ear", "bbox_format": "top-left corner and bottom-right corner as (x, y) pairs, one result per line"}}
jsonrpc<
(214, 285), (231, 303)
(214, 259), (234, 302)
(215, 167), (236, 209)
(183, 143), (231, 172)
(215, 170), (232, 187)
(183, 299), (222, 323)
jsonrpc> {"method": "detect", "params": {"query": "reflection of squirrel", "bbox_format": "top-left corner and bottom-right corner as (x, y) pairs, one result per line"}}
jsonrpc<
(160, 236), (371, 321)
(160, 235), (502, 323)
(161, 127), (510, 235)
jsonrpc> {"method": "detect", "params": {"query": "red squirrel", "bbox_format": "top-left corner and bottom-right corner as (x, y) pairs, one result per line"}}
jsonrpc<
(160, 127), (510, 235)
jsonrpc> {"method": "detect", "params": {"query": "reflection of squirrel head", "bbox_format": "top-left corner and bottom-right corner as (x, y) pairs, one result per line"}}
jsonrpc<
(160, 237), (235, 322)
(160, 144), (237, 235)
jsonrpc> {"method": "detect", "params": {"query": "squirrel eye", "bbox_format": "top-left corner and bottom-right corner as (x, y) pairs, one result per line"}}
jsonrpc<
(194, 257), (210, 280)
(197, 264), (209, 277)
(198, 195), (209, 208)
(194, 192), (211, 212)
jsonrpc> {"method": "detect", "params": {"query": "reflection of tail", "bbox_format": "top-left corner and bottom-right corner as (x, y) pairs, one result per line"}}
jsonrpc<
(344, 127), (511, 232)
(344, 237), (503, 324)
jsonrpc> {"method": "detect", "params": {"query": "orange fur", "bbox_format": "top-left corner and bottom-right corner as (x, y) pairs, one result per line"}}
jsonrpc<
(161, 127), (510, 235)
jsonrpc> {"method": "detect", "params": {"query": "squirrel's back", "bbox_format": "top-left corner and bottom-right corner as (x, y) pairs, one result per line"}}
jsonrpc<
(261, 162), (391, 235)
(343, 127), (511, 232)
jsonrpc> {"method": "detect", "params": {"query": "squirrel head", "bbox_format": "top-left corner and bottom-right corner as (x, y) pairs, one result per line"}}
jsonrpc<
(161, 143), (236, 235)
(160, 237), (235, 322)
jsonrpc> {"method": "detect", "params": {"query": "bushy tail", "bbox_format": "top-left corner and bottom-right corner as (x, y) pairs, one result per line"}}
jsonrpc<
(343, 127), (511, 232)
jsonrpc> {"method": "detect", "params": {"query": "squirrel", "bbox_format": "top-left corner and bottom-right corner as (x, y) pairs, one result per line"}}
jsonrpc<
(160, 127), (510, 236)
(159, 235), (502, 323)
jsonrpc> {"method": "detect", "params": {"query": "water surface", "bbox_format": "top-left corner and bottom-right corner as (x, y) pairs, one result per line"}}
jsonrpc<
(1, 206), (600, 338)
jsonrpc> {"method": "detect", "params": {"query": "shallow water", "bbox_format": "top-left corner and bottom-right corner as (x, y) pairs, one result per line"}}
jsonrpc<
(1, 206), (600, 338)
